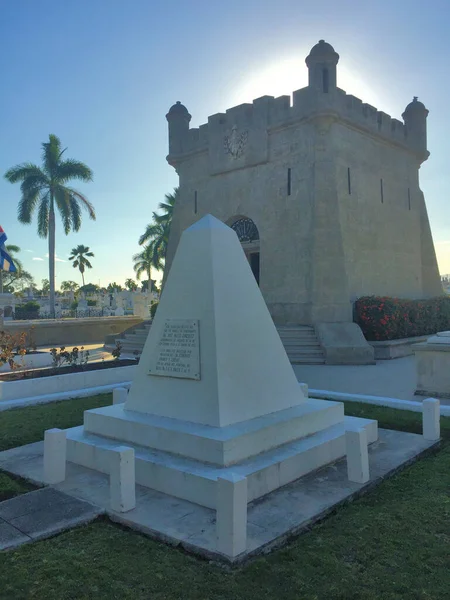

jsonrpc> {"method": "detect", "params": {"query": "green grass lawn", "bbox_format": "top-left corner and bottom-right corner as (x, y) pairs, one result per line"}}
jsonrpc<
(0, 394), (112, 501)
(0, 395), (449, 599)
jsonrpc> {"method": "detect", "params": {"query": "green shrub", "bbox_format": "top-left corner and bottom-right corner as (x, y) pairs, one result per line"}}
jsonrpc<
(87, 300), (97, 306)
(354, 295), (450, 341)
(150, 301), (158, 319)
(14, 301), (40, 320)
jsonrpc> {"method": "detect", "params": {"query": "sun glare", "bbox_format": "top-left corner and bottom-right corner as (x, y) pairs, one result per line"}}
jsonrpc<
(227, 53), (386, 116)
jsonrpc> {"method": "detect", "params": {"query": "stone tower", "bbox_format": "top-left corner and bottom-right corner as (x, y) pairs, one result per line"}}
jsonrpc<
(164, 40), (442, 332)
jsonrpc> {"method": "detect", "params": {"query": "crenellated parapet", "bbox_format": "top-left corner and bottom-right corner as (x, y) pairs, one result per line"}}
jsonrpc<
(167, 41), (429, 167)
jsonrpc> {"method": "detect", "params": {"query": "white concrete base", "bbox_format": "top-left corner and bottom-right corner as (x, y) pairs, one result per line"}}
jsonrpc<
(44, 428), (66, 484)
(216, 474), (248, 558)
(346, 428), (369, 483)
(65, 415), (377, 510)
(113, 387), (128, 405)
(82, 399), (344, 467)
(0, 429), (432, 563)
(110, 446), (136, 512)
(422, 398), (440, 441)
(415, 336), (450, 398)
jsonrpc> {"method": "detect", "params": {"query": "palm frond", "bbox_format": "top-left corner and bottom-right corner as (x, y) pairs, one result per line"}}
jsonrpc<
(65, 187), (96, 221)
(134, 264), (145, 279)
(42, 134), (63, 177)
(18, 187), (42, 224)
(139, 223), (164, 246)
(37, 193), (50, 237)
(69, 195), (82, 231)
(4, 163), (46, 184)
(57, 159), (93, 183)
(54, 186), (72, 235)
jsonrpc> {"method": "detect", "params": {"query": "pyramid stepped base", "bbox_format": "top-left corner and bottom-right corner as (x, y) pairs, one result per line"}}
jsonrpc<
(81, 400), (344, 467)
(66, 415), (377, 510)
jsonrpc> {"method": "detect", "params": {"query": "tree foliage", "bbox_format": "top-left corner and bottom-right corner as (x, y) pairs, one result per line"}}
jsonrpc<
(138, 187), (178, 271)
(69, 244), (94, 286)
(124, 278), (138, 291)
(4, 134), (95, 316)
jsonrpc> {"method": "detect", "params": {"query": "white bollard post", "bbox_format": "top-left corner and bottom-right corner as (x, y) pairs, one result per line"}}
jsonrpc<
(113, 387), (128, 405)
(423, 398), (440, 441)
(110, 446), (136, 512)
(346, 427), (369, 484)
(216, 473), (247, 558)
(43, 428), (67, 484)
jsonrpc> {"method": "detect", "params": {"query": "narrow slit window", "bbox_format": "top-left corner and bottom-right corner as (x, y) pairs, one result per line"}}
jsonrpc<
(347, 167), (351, 195)
(322, 68), (329, 93)
(287, 168), (291, 196)
(408, 188), (411, 210)
(380, 179), (384, 203)
(194, 191), (198, 214)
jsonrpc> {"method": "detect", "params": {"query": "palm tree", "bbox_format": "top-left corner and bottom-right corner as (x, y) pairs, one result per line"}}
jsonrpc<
(60, 280), (79, 293)
(133, 244), (162, 290)
(0, 244), (23, 293)
(153, 187), (177, 229)
(138, 187), (178, 268)
(69, 244), (94, 286)
(4, 134), (95, 317)
(124, 278), (138, 291)
(41, 279), (50, 295)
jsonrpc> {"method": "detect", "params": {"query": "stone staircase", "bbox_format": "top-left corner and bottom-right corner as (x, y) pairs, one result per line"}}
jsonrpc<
(105, 322), (325, 365)
(104, 321), (151, 356)
(276, 325), (325, 365)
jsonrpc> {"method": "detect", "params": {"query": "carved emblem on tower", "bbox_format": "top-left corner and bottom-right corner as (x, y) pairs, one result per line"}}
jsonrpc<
(224, 125), (248, 159)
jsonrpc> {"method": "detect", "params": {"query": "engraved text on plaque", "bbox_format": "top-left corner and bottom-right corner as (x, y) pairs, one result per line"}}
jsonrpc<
(148, 319), (200, 380)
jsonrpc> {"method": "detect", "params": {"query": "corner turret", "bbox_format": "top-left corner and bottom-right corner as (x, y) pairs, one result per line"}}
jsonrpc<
(166, 101), (191, 157)
(402, 97), (429, 162)
(305, 40), (339, 93)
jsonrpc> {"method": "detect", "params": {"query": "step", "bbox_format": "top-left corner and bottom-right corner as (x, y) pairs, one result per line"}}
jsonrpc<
(278, 328), (315, 334)
(277, 326), (314, 331)
(280, 340), (321, 347)
(123, 333), (148, 342)
(65, 415), (377, 511)
(282, 347), (324, 356)
(279, 336), (317, 340)
(120, 342), (146, 350)
(289, 357), (326, 365)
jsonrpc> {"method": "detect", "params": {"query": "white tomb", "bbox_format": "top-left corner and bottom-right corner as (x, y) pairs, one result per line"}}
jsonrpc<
(65, 215), (377, 527)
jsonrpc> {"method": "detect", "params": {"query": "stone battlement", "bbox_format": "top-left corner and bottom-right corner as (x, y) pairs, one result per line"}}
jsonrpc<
(167, 40), (428, 164)
(179, 85), (414, 157)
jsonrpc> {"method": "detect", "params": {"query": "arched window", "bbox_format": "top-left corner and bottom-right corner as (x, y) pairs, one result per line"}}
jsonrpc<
(230, 218), (259, 243)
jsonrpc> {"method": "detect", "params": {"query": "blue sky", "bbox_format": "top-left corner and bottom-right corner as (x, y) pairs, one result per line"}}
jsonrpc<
(1, 0), (450, 289)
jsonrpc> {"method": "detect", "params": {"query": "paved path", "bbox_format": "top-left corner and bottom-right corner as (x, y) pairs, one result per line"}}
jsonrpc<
(0, 487), (102, 551)
(0, 344), (114, 374)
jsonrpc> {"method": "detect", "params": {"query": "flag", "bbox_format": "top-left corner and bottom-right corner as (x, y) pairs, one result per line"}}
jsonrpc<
(0, 225), (17, 273)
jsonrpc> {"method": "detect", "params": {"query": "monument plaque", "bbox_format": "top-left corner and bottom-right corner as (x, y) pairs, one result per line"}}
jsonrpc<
(148, 319), (200, 380)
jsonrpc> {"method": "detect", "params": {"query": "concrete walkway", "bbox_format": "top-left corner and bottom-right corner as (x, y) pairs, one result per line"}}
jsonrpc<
(0, 344), (114, 374)
(0, 487), (102, 550)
